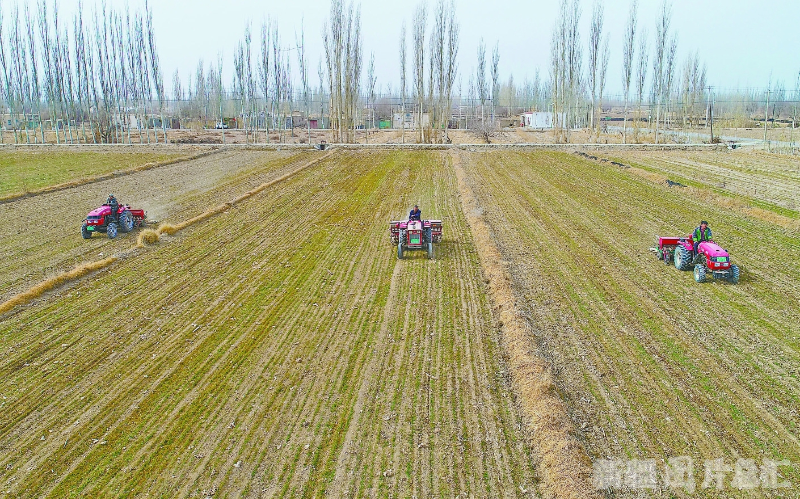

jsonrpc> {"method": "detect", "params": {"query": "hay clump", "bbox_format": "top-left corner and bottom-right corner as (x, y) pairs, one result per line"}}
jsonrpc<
(156, 223), (178, 235)
(0, 257), (117, 315)
(137, 229), (160, 246)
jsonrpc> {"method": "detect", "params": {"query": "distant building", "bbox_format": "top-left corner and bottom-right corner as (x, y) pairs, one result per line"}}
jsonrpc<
(521, 112), (561, 129)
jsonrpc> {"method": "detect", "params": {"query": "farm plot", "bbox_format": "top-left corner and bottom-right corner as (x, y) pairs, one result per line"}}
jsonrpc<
(612, 149), (800, 216)
(460, 150), (800, 494)
(0, 150), (311, 302)
(0, 149), (186, 199)
(0, 151), (537, 497)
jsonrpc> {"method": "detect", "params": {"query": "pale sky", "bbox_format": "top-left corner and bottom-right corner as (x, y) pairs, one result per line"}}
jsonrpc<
(31, 0), (800, 98)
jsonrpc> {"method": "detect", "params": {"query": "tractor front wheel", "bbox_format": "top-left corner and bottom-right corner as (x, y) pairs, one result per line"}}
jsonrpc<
(81, 223), (92, 239)
(397, 242), (404, 260)
(427, 242), (434, 259)
(693, 264), (706, 283)
(728, 264), (740, 284)
(107, 222), (118, 239)
(674, 246), (692, 271)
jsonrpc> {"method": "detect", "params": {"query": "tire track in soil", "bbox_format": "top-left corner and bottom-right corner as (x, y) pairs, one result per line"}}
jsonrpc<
(0, 151), (537, 498)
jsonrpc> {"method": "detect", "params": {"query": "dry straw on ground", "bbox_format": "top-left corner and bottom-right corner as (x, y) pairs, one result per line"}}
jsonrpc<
(451, 151), (596, 499)
(136, 229), (160, 246)
(0, 257), (117, 315)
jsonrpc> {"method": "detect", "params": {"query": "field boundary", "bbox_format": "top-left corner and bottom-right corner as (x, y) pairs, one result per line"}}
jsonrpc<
(451, 151), (596, 499)
(0, 148), (224, 204)
(0, 151), (334, 317)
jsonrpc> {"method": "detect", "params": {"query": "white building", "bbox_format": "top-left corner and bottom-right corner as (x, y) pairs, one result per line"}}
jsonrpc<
(521, 112), (562, 129)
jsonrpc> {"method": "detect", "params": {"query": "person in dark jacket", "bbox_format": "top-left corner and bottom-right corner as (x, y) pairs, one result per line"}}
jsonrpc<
(409, 204), (421, 221)
(106, 194), (119, 223)
(692, 220), (712, 253)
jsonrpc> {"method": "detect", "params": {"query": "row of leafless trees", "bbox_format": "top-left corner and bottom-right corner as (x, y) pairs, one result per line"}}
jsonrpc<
(550, 0), (693, 143)
(0, 0), (164, 144)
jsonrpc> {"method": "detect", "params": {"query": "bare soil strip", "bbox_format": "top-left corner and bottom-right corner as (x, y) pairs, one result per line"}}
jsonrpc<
(0, 151), (537, 497)
(452, 151), (595, 499)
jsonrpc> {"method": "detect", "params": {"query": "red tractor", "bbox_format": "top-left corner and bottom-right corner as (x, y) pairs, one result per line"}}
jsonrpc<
(82, 203), (147, 239)
(654, 236), (739, 284)
(390, 219), (443, 259)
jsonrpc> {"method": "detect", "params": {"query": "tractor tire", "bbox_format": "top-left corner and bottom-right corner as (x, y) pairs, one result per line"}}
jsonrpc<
(728, 264), (740, 284)
(107, 222), (118, 239)
(118, 210), (134, 233)
(693, 264), (706, 283)
(427, 242), (434, 259)
(674, 246), (692, 271)
(81, 223), (92, 239)
(397, 242), (404, 260)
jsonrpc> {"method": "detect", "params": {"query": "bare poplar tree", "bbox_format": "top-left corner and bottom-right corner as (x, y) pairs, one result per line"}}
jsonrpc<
(322, 0), (361, 142)
(550, 0), (581, 143)
(491, 42), (499, 125)
(399, 20), (407, 143)
(651, 0), (672, 143)
(412, 2), (426, 142)
(297, 21), (310, 143)
(476, 38), (486, 127)
(634, 29), (648, 142)
(366, 52), (376, 139)
(259, 21), (271, 141)
(587, 0), (603, 135)
(26, 4), (44, 142)
(621, 0), (637, 143)
(595, 37), (609, 140)
(0, 6), (11, 143)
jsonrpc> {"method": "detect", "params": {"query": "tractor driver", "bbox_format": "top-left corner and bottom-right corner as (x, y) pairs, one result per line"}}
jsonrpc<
(106, 194), (119, 223)
(691, 220), (712, 253)
(409, 204), (421, 221)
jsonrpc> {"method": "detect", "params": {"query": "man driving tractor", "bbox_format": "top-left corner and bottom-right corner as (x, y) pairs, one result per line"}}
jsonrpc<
(691, 220), (713, 254)
(409, 204), (421, 221)
(106, 194), (119, 223)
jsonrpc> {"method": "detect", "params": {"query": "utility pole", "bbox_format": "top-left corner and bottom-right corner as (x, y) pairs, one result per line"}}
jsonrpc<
(764, 88), (771, 150)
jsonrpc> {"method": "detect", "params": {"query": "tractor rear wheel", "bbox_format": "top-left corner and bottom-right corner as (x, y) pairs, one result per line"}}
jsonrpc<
(118, 210), (134, 233)
(397, 242), (404, 259)
(728, 264), (740, 284)
(107, 222), (118, 239)
(674, 246), (692, 271)
(427, 242), (434, 259)
(81, 223), (92, 239)
(693, 264), (706, 283)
